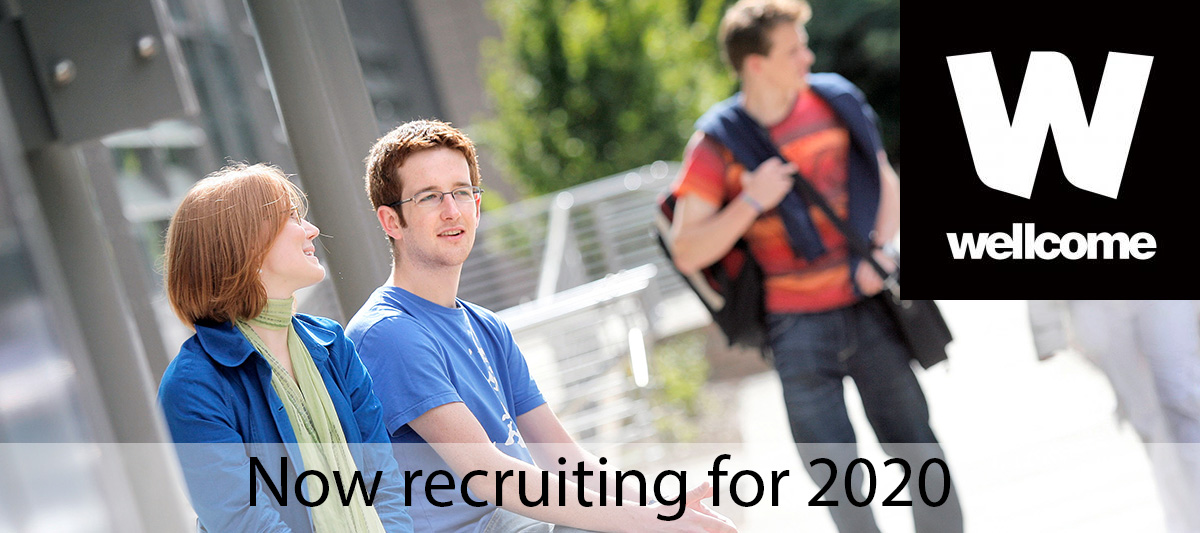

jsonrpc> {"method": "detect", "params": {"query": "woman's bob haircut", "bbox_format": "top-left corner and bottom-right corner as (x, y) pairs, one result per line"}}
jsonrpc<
(164, 163), (306, 326)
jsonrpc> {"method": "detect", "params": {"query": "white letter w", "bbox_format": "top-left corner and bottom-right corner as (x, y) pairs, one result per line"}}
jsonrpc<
(946, 52), (1152, 199)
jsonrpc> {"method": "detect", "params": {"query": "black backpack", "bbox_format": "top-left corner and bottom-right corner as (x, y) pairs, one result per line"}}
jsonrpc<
(654, 192), (768, 352)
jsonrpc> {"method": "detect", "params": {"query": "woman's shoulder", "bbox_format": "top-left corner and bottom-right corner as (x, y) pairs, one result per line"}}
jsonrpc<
(164, 335), (222, 376)
(159, 335), (234, 405)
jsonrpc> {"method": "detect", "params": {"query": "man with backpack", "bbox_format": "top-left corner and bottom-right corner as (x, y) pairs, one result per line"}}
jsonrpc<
(665, 1), (962, 531)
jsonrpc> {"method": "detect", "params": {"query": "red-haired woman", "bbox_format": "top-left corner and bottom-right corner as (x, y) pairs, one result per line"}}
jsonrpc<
(157, 163), (411, 532)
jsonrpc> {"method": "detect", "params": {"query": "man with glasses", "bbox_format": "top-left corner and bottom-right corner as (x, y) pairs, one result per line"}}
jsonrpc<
(347, 120), (734, 533)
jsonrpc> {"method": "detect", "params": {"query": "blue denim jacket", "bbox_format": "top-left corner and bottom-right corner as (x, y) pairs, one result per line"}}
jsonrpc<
(158, 314), (413, 533)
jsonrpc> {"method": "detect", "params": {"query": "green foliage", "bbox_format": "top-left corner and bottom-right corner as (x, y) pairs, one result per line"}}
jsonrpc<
(805, 0), (901, 165)
(481, 0), (736, 195)
(481, 0), (901, 196)
(645, 331), (710, 442)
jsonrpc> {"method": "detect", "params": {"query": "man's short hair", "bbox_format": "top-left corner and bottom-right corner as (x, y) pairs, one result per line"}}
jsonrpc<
(719, 0), (812, 73)
(364, 119), (481, 229)
(164, 163), (305, 326)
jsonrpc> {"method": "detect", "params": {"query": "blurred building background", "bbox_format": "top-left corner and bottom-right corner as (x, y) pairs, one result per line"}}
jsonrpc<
(0, 1), (738, 530)
(11, 2), (1177, 533)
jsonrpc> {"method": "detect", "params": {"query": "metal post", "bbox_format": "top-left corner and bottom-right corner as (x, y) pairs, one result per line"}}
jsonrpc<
(78, 141), (172, 382)
(243, 0), (391, 319)
(25, 143), (191, 533)
(1, 67), (136, 533)
(537, 191), (574, 300)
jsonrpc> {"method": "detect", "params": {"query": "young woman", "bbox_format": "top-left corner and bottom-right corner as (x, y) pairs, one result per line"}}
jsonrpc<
(157, 163), (412, 532)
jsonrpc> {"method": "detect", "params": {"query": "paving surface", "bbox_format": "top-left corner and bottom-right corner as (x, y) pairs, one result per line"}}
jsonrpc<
(705, 300), (1165, 533)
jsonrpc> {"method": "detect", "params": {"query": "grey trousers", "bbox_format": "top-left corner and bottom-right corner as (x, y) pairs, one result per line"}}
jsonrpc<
(481, 508), (598, 533)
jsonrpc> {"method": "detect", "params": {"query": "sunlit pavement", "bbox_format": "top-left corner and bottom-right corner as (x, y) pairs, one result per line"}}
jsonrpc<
(706, 300), (1163, 533)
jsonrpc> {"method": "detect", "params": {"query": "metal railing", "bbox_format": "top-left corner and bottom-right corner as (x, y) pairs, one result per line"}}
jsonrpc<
(463, 161), (713, 445)
(463, 160), (708, 334)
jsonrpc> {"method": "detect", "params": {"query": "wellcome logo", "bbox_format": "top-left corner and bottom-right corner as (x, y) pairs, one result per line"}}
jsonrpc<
(946, 223), (1155, 261)
(946, 51), (1152, 199)
(944, 51), (1156, 261)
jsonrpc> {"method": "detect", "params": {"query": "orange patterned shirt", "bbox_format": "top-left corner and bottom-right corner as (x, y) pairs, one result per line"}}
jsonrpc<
(673, 90), (856, 313)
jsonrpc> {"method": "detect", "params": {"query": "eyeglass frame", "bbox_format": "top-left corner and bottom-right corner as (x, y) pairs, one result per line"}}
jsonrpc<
(384, 185), (484, 210)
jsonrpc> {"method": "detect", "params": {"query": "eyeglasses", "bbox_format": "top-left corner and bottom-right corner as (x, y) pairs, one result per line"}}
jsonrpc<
(387, 186), (483, 209)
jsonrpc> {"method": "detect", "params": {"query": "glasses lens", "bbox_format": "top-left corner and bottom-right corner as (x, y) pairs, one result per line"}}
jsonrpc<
(451, 187), (478, 203)
(414, 191), (442, 207)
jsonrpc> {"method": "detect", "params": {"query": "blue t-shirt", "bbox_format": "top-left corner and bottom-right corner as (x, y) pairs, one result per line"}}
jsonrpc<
(346, 285), (546, 533)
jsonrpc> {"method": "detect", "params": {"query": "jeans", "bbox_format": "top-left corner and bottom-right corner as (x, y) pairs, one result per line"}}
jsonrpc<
(768, 297), (963, 533)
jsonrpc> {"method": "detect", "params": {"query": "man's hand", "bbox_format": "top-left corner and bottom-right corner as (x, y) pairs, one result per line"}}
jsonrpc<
(684, 482), (736, 529)
(739, 157), (795, 212)
(854, 248), (897, 297)
(625, 481), (736, 533)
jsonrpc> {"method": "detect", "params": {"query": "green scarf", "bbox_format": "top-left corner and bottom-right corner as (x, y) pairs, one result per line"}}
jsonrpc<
(236, 298), (385, 533)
